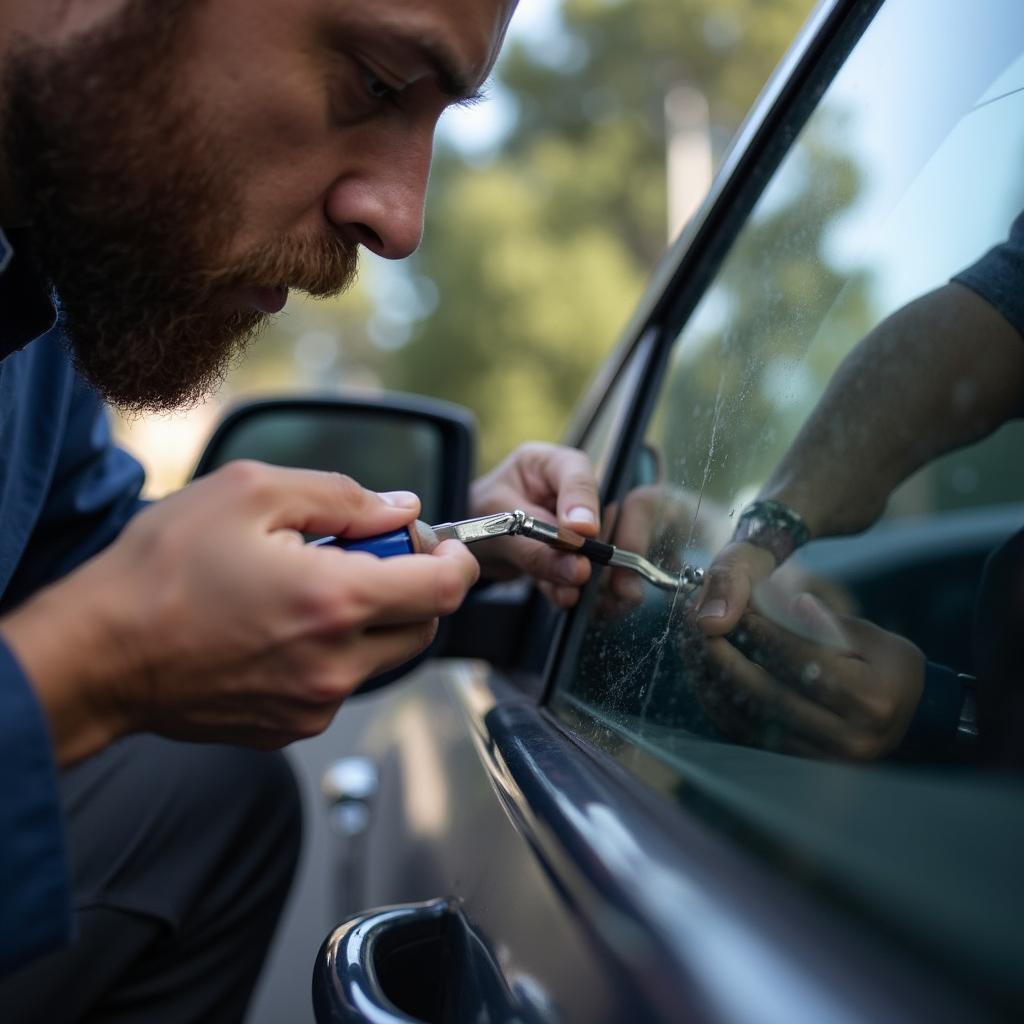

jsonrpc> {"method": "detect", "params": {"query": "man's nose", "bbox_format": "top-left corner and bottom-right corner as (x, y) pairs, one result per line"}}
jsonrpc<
(324, 136), (432, 261)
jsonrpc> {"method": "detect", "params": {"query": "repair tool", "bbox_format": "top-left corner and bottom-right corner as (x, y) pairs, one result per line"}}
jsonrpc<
(311, 510), (705, 593)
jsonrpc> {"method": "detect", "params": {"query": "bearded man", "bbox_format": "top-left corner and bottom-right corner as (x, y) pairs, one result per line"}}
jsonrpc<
(0, 1), (601, 1019)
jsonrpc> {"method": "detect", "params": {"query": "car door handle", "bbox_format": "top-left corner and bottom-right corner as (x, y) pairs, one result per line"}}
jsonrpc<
(313, 898), (448, 1024)
(312, 898), (555, 1023)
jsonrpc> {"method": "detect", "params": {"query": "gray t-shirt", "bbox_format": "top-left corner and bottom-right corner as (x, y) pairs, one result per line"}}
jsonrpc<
(953, 211), (1024, 336)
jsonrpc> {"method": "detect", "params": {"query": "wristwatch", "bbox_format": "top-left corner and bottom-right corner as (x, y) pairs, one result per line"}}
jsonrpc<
(732, 499), (811, 567)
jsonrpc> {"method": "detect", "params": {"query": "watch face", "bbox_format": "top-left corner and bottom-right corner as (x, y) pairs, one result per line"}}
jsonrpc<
(733, 501), (811, 567)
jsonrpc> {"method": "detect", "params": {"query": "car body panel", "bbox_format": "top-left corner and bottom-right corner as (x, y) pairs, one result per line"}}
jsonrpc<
(330, 663), (982, 1023)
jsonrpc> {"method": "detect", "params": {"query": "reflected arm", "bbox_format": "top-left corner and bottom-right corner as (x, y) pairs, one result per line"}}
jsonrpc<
(759, 282), (1024, 539)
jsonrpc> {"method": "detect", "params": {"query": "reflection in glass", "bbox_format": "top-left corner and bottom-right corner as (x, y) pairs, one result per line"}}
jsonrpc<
(561, 0), (1024, 770)
(553, 1), (1024, 1001)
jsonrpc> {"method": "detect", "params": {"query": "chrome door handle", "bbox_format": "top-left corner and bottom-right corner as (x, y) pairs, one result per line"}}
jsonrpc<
(312, 898), (555, 1024)
(312, 898), (451, 1024)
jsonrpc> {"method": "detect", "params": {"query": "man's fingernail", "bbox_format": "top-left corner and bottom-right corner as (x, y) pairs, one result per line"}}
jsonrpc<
(697, 598), (728, 620)
(379, 490), (419, 509)
(566, 506), (597, 527)
(556, 554), (582, 584)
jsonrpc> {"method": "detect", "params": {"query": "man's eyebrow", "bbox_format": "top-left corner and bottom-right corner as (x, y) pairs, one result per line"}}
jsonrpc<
(398, 32), (488, 103)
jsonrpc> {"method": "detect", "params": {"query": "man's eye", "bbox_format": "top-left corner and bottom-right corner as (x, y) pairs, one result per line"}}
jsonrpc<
(363, 69), (399, 104)
(326, 57), (403, 126)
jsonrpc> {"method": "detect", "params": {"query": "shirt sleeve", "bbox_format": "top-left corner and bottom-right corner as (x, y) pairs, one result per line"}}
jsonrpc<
(0, 640), (71, 975)
(953, 211), (1024, 337)
(0, 366), (145, 973)
(0, 374), (146, 611)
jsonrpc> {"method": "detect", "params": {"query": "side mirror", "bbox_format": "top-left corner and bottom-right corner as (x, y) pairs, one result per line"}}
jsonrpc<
(193, 392), (475, 524)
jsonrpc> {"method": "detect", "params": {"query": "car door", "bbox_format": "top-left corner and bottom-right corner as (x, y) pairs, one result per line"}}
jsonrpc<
(314, 1), (1024, 1021)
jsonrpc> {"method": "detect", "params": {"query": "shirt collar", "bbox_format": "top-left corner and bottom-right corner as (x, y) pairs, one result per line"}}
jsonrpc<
(0, 228), (58, 360)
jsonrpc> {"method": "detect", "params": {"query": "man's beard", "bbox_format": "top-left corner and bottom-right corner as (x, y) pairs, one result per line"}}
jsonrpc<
(1, 1), (358, 412)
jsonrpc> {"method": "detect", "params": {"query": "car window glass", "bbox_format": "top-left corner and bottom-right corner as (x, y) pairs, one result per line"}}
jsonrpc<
(553, 0), (1024, 1004)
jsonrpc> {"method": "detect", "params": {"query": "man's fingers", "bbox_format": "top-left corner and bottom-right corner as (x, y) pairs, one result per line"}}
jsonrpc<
(212, 460), (422, 538)
(282, 620), (441, 713)
(544, 447), (601, 535)
(517, 543), (592, 591)
(300, 539), (480, 630)
(476, 491), (594, 591)
(469, 443), (600, 592)
(345, 620), (441, 684)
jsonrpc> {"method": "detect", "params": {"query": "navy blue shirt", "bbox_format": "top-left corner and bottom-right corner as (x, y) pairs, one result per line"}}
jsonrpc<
(0, 228), (144, 973)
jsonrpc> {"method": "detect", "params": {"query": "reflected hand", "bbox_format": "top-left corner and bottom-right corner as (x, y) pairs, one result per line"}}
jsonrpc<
(694, 540), (856, 636)
(470, 442), (600, 607)
(595, 485), (708, 619)
(693, 540), (777, 636)
(697, 592), (925, 760)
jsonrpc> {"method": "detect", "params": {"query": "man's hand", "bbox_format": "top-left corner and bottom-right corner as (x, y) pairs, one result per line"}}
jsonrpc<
(0, 461), (480, 767)
(696, 593), (925, 760)
(470, 442), (600, 608)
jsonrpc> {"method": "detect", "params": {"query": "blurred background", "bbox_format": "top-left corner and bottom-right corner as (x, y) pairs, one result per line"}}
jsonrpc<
(115, 0), (815, 495)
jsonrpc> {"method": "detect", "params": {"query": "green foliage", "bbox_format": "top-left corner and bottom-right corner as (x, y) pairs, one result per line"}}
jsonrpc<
(393, 0), (816, 470)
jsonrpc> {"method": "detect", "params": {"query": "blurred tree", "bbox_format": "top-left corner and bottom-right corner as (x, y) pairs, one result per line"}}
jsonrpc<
(393, 0), (816, 469)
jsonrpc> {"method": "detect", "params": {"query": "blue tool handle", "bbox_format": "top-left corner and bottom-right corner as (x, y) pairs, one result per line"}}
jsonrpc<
(312, 527), (416, 558)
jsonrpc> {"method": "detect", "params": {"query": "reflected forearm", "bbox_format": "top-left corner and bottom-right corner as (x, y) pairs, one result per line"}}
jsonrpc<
(760, 283), (1024, 538)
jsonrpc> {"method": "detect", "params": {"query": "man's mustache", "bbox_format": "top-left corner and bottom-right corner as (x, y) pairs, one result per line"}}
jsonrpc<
(206, 231), (360, 298)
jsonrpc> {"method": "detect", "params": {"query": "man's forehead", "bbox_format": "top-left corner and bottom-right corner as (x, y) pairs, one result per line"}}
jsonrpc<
(338, 0), (517, 95)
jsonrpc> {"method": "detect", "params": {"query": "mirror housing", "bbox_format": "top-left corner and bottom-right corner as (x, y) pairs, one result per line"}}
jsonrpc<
(193, 392), (475, 525)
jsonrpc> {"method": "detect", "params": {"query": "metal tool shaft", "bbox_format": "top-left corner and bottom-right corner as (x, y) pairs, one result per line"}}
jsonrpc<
(314, 509), (705, 594)
(511, 511), (704, 593)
